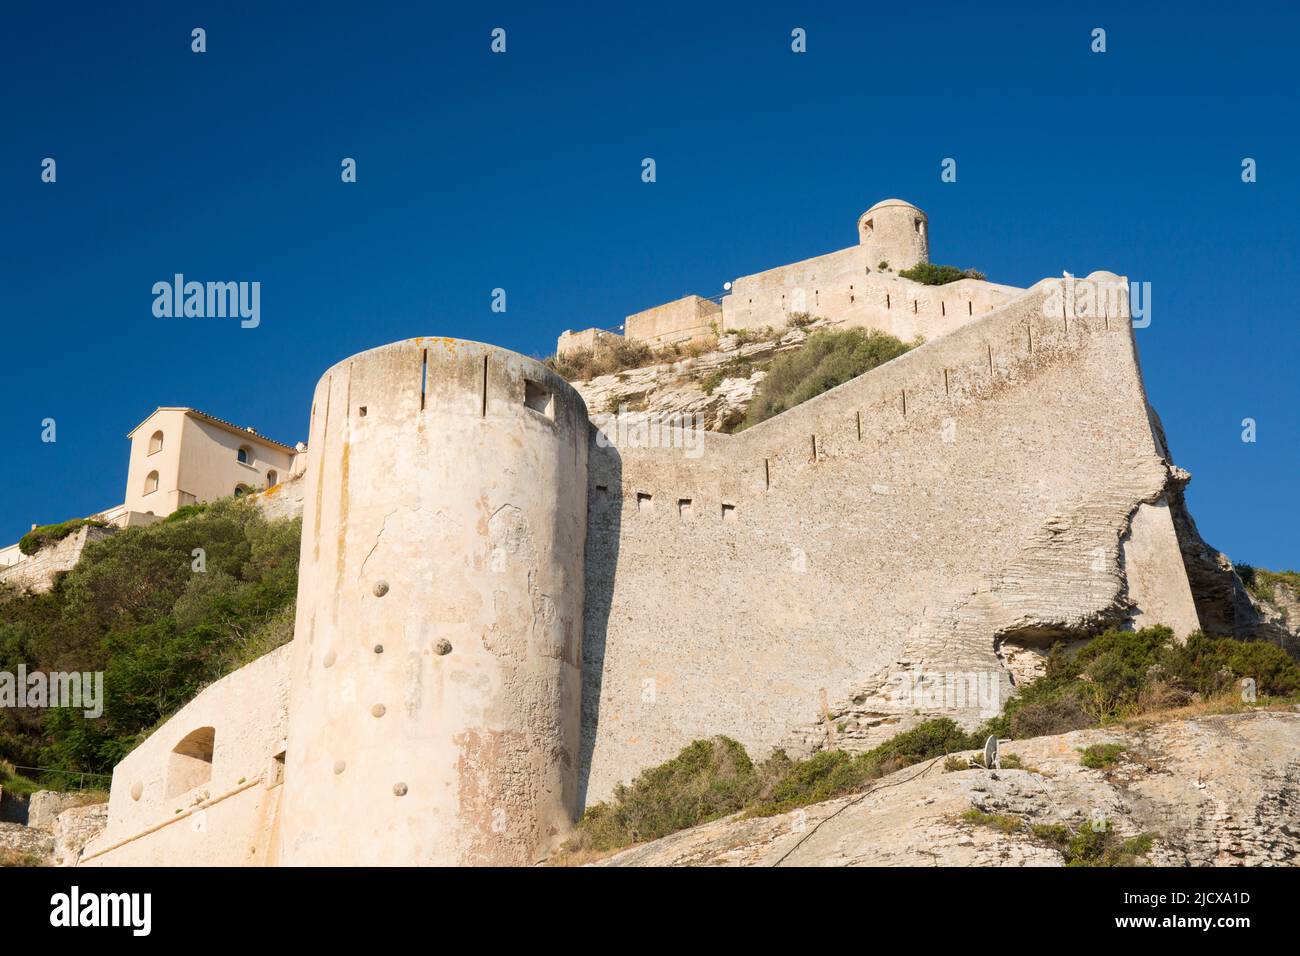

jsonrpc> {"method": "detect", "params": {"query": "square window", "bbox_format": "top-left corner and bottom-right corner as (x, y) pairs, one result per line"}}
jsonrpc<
(524, 380), (554, 418)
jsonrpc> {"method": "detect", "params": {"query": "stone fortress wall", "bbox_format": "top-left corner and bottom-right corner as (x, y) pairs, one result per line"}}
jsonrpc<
(559, 200), (1021, 355)
(71, 204), (1211, 865)
(80, 645), (290, 866)
(0, 525), (116, 595)
(580, 271), (1197, 801)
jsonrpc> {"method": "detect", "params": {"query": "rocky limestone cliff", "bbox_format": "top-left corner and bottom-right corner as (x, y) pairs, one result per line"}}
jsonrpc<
(598, 710), (1300, 866)
(566, 324), (823, 431)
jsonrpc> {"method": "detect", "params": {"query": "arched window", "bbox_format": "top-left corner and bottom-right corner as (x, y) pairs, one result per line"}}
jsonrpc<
(144, 471), (159, 495)
(166, 726), (215, 797)
(265, 470), (278, 488)
(237, 446), (252, 465)
(148, 430), (164, 455)
(234, 483), (252, 497)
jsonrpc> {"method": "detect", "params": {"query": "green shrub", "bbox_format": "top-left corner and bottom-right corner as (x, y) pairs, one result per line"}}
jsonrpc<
(163, 503), (209, 524)
(19, 519), (107, 556)
(571, 737), (758, 851)
(739, 328), (917, 429)
(995, 626), (1300, 738)
(701, 358), (754, 396)
(1030, 823), (1071, 844)
(0, 499), (301, 775)
(961, 808), (1023, 834)
(1031, 819), (1156, 865)
(898, 263), (985, 285)
(1240, 566), (1300, 603)
(565, 717), (995, 853)
(1079, 743), (1126, 769)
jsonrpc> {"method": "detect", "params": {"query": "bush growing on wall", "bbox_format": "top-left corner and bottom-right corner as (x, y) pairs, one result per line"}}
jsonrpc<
(18, 518), (107, 556)
(898, 263), (985, 285)
(739, 328), (917, 429)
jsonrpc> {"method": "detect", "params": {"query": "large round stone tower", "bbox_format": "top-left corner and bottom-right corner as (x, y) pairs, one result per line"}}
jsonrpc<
(857, 198), (929, 272)
(277, 338), (589, 865)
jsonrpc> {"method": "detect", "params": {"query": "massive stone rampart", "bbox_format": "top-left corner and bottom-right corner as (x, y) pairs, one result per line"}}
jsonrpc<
(72, 271), (1207, 863)
(580, 272), (1199, 802)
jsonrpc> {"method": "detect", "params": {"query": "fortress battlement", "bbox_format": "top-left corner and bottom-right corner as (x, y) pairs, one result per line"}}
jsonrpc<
(560, 200), (1024, 355)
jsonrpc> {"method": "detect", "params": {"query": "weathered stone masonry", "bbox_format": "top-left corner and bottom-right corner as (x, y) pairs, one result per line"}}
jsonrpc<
(79, 269), (1206, 864)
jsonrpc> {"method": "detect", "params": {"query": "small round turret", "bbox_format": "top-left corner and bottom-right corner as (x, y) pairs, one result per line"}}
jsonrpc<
(857, 199), (929, 271)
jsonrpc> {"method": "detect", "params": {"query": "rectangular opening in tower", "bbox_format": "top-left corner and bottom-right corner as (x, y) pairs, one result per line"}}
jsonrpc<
(678, 498), (692, 519)
(721, 503), (736, 522)
(637, 492), (653, 512)
(524, 379), (554, 418)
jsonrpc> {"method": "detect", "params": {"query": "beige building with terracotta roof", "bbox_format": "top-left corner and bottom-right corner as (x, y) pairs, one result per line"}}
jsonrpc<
(0, 407), (305, 587)
(124, 407), (301, 518)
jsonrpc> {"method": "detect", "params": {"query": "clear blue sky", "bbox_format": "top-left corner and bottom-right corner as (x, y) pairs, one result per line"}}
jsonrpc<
(3, 2), (1296, 569)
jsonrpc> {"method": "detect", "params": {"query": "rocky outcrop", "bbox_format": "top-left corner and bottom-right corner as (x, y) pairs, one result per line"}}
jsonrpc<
(254, 471), (307, 522)
(569, 325), (819, 431)
(0, 822), (53, 865)
(598, 711), (1300, 866)
(53, 803), (109, 866)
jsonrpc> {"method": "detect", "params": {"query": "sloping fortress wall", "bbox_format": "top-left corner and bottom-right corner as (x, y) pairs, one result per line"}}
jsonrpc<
(581, 272), (1198, 802)
(76, 254), (1207, 863)
(277, 340), (589, 865)
(79, 645), (290, 866)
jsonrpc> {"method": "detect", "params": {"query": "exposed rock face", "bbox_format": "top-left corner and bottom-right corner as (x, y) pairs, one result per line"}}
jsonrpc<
(253, 470), (308, 522)
(1253, 580), (1300, 656)
(0, 822), (53, 864)
(53, 803), (109, 867)
(599, 711), (1300, 867)
(27, 790), (101, 830)
(569, 326), (816, 431)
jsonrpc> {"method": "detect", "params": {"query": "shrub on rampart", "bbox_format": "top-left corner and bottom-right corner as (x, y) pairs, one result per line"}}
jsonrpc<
(18, 519), (107, 557)
(898, 263), (986, 285)
(739, 328), (917, 429)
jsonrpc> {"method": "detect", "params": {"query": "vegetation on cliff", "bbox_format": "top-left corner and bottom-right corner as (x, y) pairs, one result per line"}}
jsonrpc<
(546, 335), (717, 382)
(987, 625), (1300, 739)
(18, 518), (107, 556)
(561, 626), (1300, 859)
(0, 499), (300, 784)
(1236, 563), (1300, 603)
(739, 327), (917, 429)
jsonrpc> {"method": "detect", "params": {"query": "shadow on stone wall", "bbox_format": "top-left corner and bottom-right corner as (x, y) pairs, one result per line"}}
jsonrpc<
(578, 432), (621, 810)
